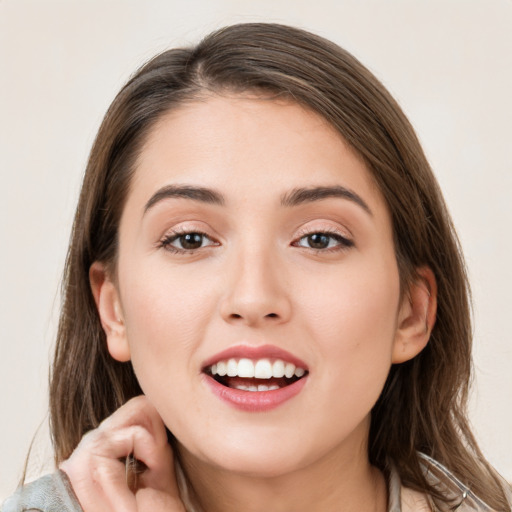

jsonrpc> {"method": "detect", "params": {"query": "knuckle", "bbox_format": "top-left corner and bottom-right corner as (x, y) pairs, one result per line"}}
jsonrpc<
(90, 460), (121, 485)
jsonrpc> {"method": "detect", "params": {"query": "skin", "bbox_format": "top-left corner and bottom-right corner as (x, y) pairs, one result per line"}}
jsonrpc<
(65, 94), (436, 512)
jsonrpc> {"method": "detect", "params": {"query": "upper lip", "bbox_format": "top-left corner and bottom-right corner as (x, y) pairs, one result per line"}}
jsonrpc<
(202, 344), (309, 371)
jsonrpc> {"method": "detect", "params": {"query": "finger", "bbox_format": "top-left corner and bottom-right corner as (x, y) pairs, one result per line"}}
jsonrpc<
(100, 396), (176, 485)
(59, 396), (172, 512)
(60, 456), (137, 512)
(100, 395), (169, 449)
(87, 423), (164, 466)
(137, 442), (177, 492)
(100, 399), (182, 503)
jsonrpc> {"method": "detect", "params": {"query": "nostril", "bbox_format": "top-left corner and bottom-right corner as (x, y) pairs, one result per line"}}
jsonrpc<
(224, 310), (284, 324)
(229, 312), (278, 320)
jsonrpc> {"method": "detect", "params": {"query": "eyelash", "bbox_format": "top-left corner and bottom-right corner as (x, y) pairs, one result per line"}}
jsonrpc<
(157, 228), (354, 255)
(292, 229), (354, 253)
(158, 229), (219, 254)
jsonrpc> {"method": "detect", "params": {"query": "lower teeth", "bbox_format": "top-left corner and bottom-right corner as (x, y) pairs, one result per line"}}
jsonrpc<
(235, 384), (280, 392)
(211, 373), (302, 390)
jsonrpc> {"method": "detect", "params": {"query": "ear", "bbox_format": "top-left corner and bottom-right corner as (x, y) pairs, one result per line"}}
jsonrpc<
(392, 266), (437, 364)
(89, 261), (131, 362)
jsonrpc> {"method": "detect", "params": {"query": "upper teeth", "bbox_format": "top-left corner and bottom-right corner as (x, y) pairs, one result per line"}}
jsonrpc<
(210, 358), (306, 379)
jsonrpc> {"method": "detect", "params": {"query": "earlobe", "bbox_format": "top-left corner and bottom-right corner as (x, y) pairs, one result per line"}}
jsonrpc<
(392, 266), (437, 364)
(89, 262), (131, 362)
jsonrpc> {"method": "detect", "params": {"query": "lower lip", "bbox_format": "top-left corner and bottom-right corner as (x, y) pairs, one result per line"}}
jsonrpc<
(203, 374), (308, 412)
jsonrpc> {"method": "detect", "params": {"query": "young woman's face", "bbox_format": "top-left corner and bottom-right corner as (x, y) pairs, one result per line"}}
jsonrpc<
(108, 95), (408, 476)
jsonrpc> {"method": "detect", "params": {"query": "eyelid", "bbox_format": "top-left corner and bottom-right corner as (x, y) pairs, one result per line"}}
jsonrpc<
(156, 220), (220, 242)
(157, 223), (221, 254)
(293, 221), (353, 241)
(291, 224), (355, 251)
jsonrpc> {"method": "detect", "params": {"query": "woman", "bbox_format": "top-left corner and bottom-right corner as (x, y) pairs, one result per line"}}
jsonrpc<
(2, 23), (511, 512)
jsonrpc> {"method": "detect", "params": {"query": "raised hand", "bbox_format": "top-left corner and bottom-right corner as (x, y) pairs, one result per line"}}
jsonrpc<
(60, 395), (186, 512)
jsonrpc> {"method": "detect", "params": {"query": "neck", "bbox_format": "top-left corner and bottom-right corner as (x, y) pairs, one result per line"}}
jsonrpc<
(176, 434), (387, 512)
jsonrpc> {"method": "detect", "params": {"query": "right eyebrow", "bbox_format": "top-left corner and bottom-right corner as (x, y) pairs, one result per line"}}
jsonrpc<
(144, 184), (225, 213)
(280, 185), (372, 216)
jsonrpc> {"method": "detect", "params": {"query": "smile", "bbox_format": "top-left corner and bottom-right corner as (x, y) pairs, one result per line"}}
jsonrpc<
(202, 346), (309, 411)
(207, 358), (307, 391)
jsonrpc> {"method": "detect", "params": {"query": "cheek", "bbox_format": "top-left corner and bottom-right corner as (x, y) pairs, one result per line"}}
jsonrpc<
(118, 263), (219, 388)
(298, 254), (401, 390)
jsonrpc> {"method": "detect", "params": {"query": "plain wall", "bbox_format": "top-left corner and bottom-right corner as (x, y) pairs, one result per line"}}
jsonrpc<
(1, 0), (511, 500)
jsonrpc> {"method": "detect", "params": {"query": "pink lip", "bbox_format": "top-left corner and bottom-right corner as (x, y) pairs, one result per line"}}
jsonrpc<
(202, 373), (308, 412)
(201, 344), (309, 412)
(201, 344), (309, 370)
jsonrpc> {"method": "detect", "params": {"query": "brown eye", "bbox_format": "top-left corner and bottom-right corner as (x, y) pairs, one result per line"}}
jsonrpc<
(179, 233), (204, 250)
(161, 231), (218, 252)
(295, 232), (354, 250)
(306, 233), (330, 249)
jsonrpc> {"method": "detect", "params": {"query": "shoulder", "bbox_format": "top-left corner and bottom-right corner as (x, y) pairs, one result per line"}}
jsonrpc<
(1, 471), (82, 512)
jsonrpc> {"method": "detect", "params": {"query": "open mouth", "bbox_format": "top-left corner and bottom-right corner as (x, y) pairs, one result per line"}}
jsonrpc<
(204, 358), (308, 392)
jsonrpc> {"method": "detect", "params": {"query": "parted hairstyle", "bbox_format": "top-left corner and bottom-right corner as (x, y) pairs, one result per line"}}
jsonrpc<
(49, 23), (509, 509)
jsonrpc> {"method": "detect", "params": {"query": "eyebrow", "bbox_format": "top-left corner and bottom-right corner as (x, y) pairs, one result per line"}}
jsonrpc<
(280, 186), (372, 215)
(144, 185), (225, 212)
(144, 184), (372, 216)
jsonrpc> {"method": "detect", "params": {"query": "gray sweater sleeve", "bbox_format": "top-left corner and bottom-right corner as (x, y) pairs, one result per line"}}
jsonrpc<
(1, 471), (82, 512)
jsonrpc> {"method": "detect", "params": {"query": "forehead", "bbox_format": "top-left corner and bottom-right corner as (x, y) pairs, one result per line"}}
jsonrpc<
(127, 94), (386, 213)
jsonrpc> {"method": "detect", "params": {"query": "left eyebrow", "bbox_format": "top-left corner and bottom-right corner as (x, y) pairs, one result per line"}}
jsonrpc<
(144, 184), (225, 213)
(280, 186), (373, 216)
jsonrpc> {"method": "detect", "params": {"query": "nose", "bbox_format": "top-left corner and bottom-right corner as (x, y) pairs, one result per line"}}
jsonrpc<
(219, 247), (292, 327)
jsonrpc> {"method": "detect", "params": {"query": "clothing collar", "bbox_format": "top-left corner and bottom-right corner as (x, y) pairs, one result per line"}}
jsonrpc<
(390, 453), (499, 512)
(175, 453), (499, 512)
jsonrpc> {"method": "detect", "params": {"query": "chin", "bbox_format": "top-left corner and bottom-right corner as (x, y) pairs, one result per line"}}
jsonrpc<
(176, 428), (313, 478)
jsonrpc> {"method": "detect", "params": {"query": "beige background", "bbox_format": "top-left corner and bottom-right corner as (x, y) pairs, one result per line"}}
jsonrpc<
(1, 0), (511, 501)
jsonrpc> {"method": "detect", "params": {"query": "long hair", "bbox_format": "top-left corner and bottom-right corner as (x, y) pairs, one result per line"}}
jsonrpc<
(49, 23), (509, 509)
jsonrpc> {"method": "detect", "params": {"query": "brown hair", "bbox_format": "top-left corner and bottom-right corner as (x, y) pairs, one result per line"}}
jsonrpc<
(49, 23), (509, 509)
